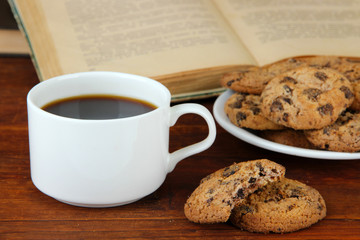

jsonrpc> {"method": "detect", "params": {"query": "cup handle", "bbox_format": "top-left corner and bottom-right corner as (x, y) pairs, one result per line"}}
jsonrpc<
(167, 103), (216, 173)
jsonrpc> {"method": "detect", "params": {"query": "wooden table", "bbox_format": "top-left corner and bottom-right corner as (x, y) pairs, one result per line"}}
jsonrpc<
(1, 57), (359, 239)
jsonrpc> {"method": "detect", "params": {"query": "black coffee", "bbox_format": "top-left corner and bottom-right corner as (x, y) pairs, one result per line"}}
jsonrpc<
(42, 94), (157, 120)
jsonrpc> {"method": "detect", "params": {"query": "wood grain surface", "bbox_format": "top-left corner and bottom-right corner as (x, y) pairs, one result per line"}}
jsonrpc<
(0, 57), (359, 239)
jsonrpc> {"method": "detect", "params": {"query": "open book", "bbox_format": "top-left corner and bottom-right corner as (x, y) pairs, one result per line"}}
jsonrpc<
(9, 0), (360, 101)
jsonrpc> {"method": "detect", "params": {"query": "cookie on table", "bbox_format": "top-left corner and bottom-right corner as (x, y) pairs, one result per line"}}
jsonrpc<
(184, 159), (285, 224)
(221, 56), (343, 94)
(224, 92), (284, 130)
(304, 110), (360, 152)
(260, 66), (354, 130)
(230, 178), (326, 233)
(259, 129), (314, 149)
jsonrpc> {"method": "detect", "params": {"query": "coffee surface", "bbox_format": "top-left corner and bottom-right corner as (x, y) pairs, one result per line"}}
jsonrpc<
(42, 95), (157, 119)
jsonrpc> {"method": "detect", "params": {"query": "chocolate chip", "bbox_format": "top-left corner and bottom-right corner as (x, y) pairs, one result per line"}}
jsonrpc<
(290, 189), (301, 198)
(234, 205), (253, 216)
(239, 205), (253, 214)
(288, 204), (296, 211)
(337, 111), (353, 125)
(237, 92), (249, 99)
(255, 188), (264, 193)
(283, 85), (293, 94)
(290, 194), (299, 198)
(256, 162), (263, 170)
(256, 162), (266, 176)
(236, 188), (245, 199)
(317, 104), (333, 116)
(235, 93), (247, 104)
(270, 99), (284, 112)
(236, 112), (247, 122)
(223, 166), (238, 178)
(314, 71), (328, 81)
(250, 107), (261, 115)
(231, 101), (242, 109)
(282, 113), (289, 122)
(280, 76), (298, 84)
(340, 86), (354, 99)
(206, 197), (214, 204)
(318, 202), (324, 211)
(222, 199), (232, 206)
(283, 97), (292, 105)
(244, 99), (255, 106)
(303, 88), (323, 101)
(220, 181), (230, 185)
(226, 80), (235, 87)
(248, 177), (256, 183)
(344, 69), (354, 74)
(274, 191), (285, 201)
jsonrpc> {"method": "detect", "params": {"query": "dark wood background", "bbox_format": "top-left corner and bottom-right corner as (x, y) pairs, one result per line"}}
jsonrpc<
(0, 56), (359, 239)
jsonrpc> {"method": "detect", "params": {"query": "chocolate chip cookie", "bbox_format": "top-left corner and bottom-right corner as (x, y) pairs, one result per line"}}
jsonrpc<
(224, 92), (284, 130)
(184, 159), (285, 224)
(304, 110), (360, 152)
(260, 66), (354, 130)
(230, 178), (326, 233)
(221, 56), (343, 94)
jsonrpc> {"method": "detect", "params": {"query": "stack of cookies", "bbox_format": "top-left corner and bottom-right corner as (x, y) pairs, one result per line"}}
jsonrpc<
(184, 159), (326, 233)
(222, 56), (360, 152)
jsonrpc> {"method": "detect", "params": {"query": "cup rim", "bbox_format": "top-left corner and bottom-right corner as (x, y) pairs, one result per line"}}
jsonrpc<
(27, 71), (171, 122)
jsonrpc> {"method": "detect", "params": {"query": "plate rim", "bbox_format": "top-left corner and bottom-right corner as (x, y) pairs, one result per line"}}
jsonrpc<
(213, 90), (360, 160)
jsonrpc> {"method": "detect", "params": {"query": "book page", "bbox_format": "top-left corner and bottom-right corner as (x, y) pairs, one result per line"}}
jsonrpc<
(37, 0), (256, 78)
(214, 0), (360, 66)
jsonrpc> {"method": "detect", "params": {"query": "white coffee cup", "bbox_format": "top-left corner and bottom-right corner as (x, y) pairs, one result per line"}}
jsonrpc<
(27, 71), (216, 207)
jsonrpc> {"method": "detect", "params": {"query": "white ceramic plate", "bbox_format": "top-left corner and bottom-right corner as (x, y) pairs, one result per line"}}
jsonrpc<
(213, 90), (360, 160)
